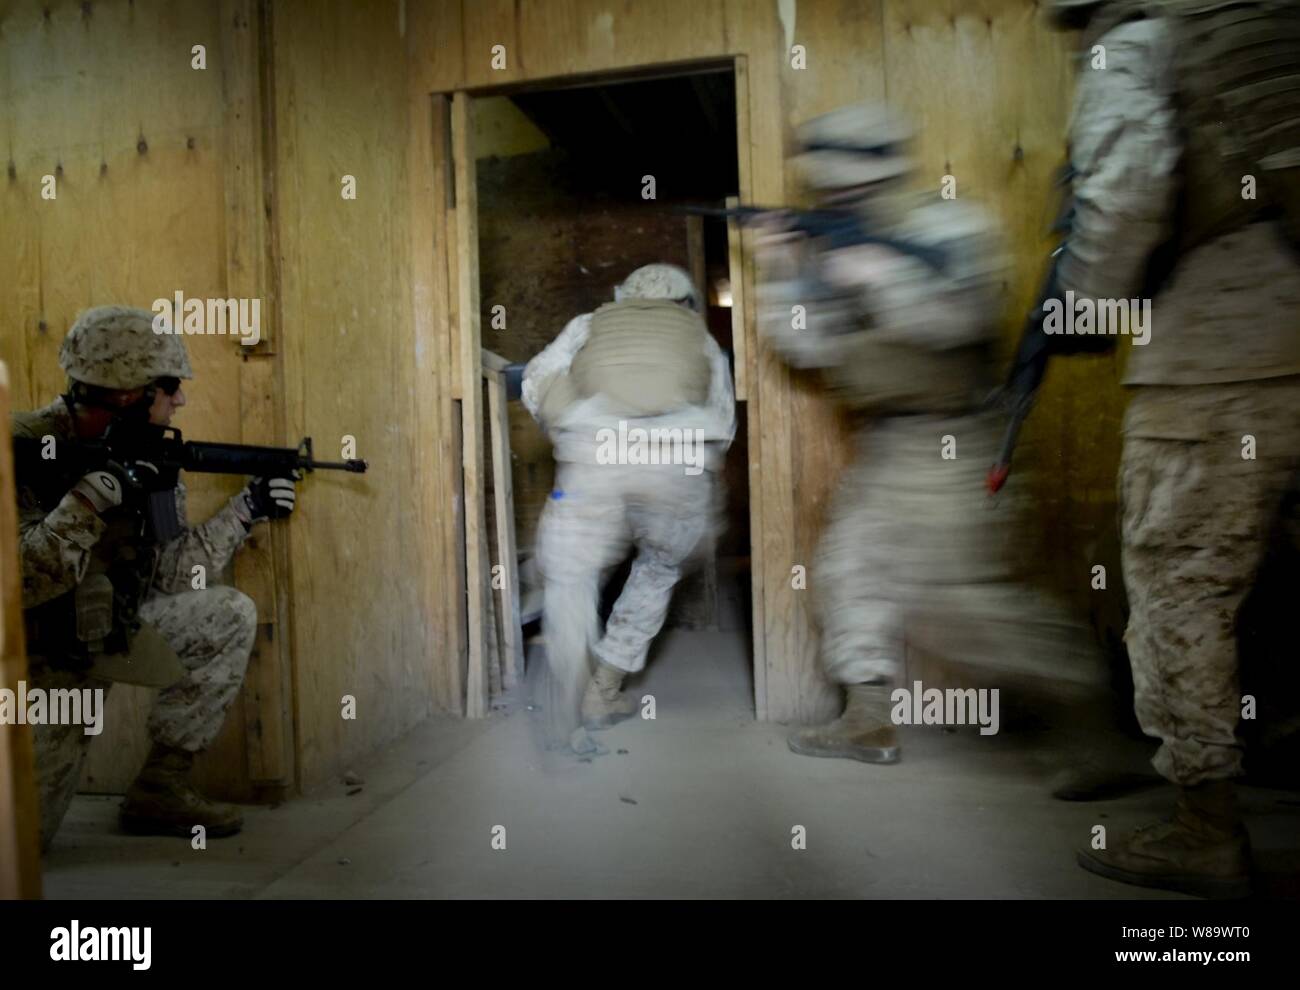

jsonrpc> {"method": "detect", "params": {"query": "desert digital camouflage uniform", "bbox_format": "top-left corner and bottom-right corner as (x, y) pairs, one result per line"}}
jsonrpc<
(1052, 0), (1300, 897)
(523, 264), (736, 751)
(760, 194), (1104, 695)
(1056, 3), (1300, 788)
(754, 107), (1104, 769)
(15, 397), (256, 846)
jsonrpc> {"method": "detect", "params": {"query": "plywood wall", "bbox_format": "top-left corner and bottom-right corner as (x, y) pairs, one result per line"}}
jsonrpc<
(0, 0), (254, 793)
(0, 0), (458, 797)
(1, 0), (1127, 800)
(271, 0), (455, 787)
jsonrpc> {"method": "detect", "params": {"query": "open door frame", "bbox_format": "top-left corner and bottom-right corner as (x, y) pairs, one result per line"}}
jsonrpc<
(433, 56), (766, 719)
(447, 93), (493, 719)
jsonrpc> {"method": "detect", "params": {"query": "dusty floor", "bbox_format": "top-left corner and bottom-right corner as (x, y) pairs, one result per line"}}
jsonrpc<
(42, 622), (1300, 899)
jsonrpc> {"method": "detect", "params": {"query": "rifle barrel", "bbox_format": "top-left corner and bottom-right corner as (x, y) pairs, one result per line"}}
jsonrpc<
(306, 458), (369, 473)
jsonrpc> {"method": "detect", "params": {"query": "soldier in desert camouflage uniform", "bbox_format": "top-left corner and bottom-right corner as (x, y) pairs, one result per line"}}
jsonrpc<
(1046, 0), (1300, 899)
(754, 103), (1107, 768)
(523, 264), (736, 753)
(13, 306), (297, 848)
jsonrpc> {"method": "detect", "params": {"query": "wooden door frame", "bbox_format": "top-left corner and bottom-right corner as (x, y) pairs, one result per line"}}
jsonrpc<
(0, 361), (42, 898)
(428, 54), (768, 719)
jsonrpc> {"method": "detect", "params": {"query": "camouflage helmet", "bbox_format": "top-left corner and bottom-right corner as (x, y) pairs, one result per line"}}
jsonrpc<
(59, 305), (193, 390)
(792, 102), (913, 190)
(615, 263), (701, 311)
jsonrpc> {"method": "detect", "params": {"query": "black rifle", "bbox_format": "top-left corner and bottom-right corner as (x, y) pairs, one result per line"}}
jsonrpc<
(96, 426), (369, 479)
(16, 423), (366, 542)
(14, 423), (366, 669)
(985, 244), (1064, 494)
(675, 204), (950, 275)
(985, 164), (1115, 494)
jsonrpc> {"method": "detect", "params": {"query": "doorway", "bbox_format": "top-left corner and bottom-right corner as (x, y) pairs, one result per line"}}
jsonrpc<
(443, 61), (758, 719)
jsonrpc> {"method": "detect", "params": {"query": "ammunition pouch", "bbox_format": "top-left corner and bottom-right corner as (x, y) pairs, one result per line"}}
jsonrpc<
(87, 621), (185, 688)
(28, 586), (183, 687)
(145, 485), (184, 543)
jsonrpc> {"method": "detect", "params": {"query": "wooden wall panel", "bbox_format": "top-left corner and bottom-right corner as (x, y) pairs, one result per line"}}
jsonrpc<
(0, 0), (249, 793)
(408, 0), (466, 97)
(719, 0), (795, 721)
(272, 0), (451, 788)
(0, 362), (42, 898)
(457, 0), (727, 89)
(219, 0), (293, 794)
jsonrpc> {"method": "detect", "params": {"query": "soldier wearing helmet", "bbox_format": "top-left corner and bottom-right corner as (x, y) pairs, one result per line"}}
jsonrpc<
(754, 102), (1118, 783)
(13, 305), (296, 848)
(1040, 0), (1300, 899)
(522, 263), (736, 753)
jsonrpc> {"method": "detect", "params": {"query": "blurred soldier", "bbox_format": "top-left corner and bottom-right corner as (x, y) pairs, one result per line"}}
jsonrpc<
(523, 264), (736, 753)
(754, 103), (1107, 770)
(1047, 0), (1300, 898)
(14, 306), (297, 847)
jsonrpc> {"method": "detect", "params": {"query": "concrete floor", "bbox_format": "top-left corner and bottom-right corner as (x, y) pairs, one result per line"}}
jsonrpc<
(42, 623), (1300, 899)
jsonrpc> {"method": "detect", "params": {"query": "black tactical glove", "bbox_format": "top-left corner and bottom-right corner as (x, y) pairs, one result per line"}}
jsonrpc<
(240, 475), (298, 524)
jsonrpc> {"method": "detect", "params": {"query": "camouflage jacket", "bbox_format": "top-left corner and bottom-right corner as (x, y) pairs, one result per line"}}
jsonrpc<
(12, 398), (251, 610)
(755, 193), (1005, 415)
(1061, 15), (1300, 386)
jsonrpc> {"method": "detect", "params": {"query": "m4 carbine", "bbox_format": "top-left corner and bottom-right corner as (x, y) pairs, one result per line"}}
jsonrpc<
(101, 427), (369, 478)
(16, 423), (367, 542)
(674, 204), (950, 275)
(93, 426), (366, 542)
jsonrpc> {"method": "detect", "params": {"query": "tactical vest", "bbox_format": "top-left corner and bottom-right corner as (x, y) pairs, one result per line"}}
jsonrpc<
(1087, 0), (1300, 250)
(826, 194), (1001, 415)
(13, 406), (180, 684)
(569, 300), (711, 417)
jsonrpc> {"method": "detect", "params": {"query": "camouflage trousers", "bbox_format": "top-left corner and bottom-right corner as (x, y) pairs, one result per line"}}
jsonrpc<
(31, 585), (256, 848)
(816, 411), (1102, 690)
(1120, 378), (1300, 785)
(537, 460), (720, 675)
(535, 460), (720, 743)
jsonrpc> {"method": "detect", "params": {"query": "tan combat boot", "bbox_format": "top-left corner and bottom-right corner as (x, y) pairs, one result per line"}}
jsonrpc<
(120, 743), (244, 838)
(581, 660), (639, 729)
(787, 683), (899, 763)
(1076, 779), (1251, 899)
